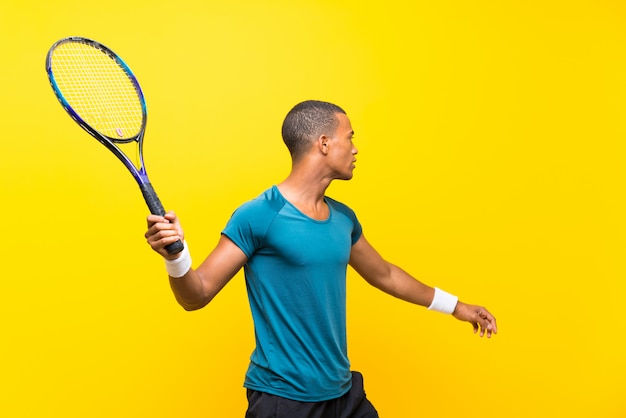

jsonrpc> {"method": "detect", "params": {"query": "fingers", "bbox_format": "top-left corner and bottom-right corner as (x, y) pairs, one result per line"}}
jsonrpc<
(147, 211), (177, 228)
(454, 302), (498, 338)
(145, 211), (183, 256)
(475, 307), (498, 338)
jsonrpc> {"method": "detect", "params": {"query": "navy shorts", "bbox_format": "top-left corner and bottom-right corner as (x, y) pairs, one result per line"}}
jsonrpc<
(245, 371), (379, 418)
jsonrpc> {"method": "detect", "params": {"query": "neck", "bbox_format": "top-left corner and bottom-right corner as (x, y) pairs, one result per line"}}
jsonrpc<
(277, 159), (333, 220)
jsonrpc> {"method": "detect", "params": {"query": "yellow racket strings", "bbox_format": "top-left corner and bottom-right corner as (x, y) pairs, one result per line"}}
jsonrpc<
(51, 41), (144, 140)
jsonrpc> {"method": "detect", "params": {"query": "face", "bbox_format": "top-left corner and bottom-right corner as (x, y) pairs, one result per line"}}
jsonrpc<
(326, 113), (358, 180)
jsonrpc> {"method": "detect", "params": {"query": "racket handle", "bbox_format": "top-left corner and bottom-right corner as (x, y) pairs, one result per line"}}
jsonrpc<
(140, 182), (184, 255)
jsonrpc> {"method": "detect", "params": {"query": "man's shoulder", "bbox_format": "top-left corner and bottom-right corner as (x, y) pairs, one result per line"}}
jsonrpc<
(235, 186), (285, 214)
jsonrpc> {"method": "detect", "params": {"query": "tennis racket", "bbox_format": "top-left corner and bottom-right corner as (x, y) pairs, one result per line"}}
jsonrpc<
(45, 36), (184, 254)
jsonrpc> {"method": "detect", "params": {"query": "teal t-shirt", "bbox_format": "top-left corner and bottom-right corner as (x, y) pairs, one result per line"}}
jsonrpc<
(222, 185), (362, 402)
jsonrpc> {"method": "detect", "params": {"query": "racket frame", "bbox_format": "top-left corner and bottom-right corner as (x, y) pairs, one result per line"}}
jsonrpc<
(46, 37), (183, 254)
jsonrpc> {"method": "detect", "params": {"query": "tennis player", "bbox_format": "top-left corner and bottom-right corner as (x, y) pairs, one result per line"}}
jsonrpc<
(145, 100), (497, 417)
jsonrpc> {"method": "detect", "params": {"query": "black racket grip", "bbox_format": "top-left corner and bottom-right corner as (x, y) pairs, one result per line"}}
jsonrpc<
(139, 182), (184, 255)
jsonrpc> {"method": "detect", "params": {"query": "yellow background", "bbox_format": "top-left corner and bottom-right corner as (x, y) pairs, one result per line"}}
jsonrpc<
(1, 0), (625, 416)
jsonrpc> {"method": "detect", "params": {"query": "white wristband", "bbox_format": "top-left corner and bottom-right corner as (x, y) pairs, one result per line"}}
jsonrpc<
(164, 241), (192, 278)
(428, 287), (459, 314)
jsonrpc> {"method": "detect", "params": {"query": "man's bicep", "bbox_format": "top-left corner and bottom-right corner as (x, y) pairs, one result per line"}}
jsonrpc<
(349, 234), (390, 284)
(196, 234), (248, 290)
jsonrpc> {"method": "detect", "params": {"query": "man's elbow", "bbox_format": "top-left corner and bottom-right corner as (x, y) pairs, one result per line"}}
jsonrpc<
(181, 303), (202, 311)
(176, 297), (211, 311)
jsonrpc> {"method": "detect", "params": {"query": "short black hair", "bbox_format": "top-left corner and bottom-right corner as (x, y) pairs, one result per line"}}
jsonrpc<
(281, 100), (346, 160)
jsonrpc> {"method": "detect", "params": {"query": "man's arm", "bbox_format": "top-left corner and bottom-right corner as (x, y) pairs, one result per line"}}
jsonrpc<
(146, 212), (248, 311)
(349, 234), (497, 337)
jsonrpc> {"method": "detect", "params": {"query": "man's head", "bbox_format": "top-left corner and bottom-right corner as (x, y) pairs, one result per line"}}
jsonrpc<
(281, 100), (346, 161)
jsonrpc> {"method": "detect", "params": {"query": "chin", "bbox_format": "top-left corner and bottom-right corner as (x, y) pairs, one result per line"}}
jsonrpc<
(334, 169), (355, 181)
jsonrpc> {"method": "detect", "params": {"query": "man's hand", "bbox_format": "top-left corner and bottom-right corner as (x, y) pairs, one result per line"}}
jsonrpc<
(452, 302), (498, 338)
(145, 211), (185, 260)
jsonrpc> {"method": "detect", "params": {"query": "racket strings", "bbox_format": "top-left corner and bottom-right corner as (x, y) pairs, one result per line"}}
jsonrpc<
(50, 41), (144, 140)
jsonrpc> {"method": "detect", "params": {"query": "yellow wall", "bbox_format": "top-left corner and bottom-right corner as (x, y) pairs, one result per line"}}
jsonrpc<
(1, 0), (625, 416)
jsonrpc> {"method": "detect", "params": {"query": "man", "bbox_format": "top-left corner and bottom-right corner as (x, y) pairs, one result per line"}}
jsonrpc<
(145, 100), (497, 417)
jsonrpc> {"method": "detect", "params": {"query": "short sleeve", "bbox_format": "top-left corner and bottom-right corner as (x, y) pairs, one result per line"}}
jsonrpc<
(222, 197), (280, 258)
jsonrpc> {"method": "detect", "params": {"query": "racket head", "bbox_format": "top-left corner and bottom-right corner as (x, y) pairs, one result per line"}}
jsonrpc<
(46, 37), (147, 144)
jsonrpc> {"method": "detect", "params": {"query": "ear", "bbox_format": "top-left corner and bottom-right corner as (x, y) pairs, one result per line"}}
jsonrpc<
(318, 135), (330, 155)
